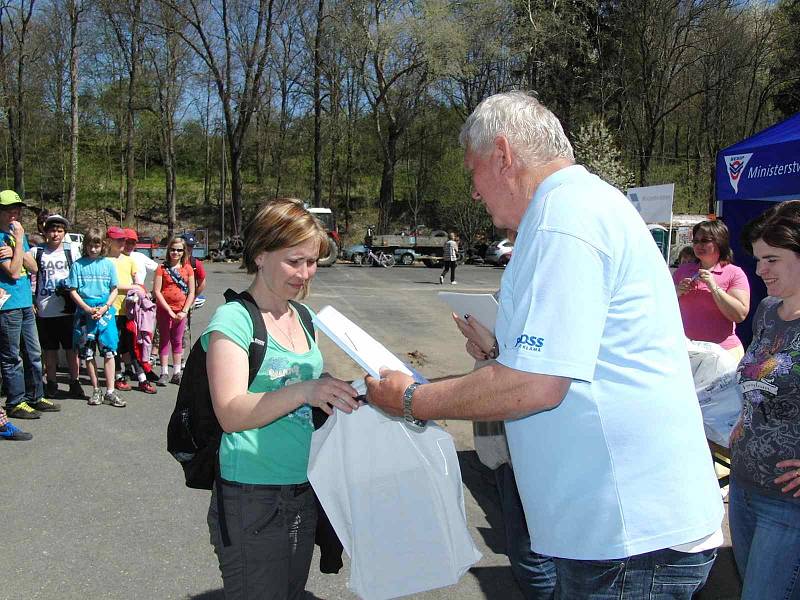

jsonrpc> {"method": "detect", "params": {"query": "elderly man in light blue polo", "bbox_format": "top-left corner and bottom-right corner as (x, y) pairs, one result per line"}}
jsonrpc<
(367, 92), (723, 599)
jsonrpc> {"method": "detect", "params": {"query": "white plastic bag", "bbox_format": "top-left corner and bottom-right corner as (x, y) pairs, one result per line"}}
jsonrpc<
(308, 405), (482, 600)
(686, 339), (743, 447)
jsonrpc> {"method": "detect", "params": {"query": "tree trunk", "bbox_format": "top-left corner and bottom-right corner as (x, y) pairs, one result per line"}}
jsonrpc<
(66, 0), (80, 224)
(312, 0), (324, 207)
(230, 144), (243, 237)
(377, 133), (398, 233)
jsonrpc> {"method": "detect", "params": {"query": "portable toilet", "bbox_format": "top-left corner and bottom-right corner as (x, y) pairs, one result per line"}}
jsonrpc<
(648, 224), (669, 262)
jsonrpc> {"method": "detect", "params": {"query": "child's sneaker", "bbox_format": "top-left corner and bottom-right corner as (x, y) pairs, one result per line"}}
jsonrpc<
(114, 376), (132, 391)
(170, 372), (182, 385)
(137, 380), (157, 394)
(157, 373), (170, 387)
(0, 421), (32, 441)
(103, 390), (126, 408)
(29, 398), (61, 412)
(88, 388), (103, 406)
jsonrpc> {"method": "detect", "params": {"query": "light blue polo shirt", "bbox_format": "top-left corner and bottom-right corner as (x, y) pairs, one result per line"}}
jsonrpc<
(497, 165), (723, 560)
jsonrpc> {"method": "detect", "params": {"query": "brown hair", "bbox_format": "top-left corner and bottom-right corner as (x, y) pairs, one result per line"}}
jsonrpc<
(741, 200), (800, 255)
(83, 227), (104, 255)
(758, 206), (800, 256)
(677, 245), (696, 263)
(165, 235), (189, 267)
(241, 198), (328, 275)
(693, 220), (733, 265)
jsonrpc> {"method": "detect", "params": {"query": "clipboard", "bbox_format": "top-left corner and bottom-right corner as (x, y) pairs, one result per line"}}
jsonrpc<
(437, 292), (499, 331)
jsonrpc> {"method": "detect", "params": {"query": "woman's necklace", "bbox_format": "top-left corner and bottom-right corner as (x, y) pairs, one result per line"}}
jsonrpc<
(266, 310), (295, 351)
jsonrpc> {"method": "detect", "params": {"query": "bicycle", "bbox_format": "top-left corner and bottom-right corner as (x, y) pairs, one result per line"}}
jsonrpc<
(357, 247), (396, 268)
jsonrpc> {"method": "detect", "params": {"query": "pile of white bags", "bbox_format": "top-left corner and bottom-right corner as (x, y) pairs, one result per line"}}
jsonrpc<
(687, 339), (743, 447)
(308, 405), (482, 600)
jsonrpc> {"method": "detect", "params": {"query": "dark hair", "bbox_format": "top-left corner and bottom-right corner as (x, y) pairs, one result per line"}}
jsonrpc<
(758, 217), (800, 257)
(693, 220), (733, 264)
(741, 200), (800, 255)
(36, 209), (50, 233)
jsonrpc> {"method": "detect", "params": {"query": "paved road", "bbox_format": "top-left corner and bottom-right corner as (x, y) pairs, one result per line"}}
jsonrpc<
(3, 261), (740, 599)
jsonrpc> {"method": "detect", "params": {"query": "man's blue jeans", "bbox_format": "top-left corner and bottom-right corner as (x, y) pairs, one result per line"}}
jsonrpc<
(0, 307), (44, 407)
(729, 479), (800, 600)
(495, 463), (557, 599)
(552, 547), (716, 599)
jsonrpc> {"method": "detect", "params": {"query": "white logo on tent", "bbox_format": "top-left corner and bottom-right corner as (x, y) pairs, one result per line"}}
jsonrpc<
(724, 153), (753, 194)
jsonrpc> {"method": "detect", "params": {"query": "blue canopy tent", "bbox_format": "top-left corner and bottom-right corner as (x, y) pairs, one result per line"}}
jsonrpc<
(716, 112), (800, 347)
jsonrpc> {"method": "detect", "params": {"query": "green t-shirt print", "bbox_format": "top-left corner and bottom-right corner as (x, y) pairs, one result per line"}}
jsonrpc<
(201, 301), (323, 484)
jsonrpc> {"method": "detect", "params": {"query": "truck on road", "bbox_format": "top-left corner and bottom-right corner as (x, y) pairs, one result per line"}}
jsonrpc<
(366, 228), (459, 267)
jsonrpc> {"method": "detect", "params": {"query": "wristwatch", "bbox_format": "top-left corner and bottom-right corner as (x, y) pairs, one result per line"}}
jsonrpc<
(402, 383), (425, 428)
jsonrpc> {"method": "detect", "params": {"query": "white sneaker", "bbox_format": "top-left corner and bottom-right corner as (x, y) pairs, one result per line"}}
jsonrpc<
(88, 388), (103, 406)
(450, 281), (457, 285)
(438, 275), (444, 285)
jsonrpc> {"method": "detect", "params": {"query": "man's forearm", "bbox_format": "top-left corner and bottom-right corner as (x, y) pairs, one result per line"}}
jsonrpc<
(411, 363), (570, 422)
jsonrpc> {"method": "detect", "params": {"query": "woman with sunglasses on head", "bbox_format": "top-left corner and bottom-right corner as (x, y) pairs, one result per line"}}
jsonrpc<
(674, 220), (750, 360)
(153, 235), (195, 386)
(728, 203), (800, 599)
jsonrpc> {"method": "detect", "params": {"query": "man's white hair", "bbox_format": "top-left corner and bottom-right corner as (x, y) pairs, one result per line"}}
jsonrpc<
(459, 91), (574, 167)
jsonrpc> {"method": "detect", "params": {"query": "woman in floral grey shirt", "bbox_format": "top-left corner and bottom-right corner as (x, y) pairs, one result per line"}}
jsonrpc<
(730, 202), (800, 600)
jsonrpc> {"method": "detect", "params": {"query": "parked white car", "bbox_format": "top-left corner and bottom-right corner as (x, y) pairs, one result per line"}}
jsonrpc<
(484, 238), (513, 265)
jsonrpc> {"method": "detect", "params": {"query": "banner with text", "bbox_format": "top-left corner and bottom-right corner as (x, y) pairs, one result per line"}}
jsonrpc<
(626, 184), (675, 223)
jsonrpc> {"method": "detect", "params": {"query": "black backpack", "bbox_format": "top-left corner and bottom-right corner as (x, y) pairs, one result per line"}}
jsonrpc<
(166, 288), (315, 491)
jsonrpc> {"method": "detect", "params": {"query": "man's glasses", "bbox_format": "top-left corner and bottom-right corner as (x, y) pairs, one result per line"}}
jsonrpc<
(169, 248), (185, 253)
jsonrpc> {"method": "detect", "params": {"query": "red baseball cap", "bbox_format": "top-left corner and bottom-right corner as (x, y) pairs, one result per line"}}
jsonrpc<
(107, 226), (128, 240)
(123, 228), (138, 241)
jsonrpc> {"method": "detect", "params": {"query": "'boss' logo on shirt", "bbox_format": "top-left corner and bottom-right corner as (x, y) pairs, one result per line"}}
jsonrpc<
(514, 334), (544, 351)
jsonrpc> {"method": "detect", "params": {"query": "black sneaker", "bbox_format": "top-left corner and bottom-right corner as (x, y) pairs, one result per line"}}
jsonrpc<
(6, 401), (42, 419)
(29, 398), (62, 412)
(45, 380), (60, 398)
(0, 422), (32, 441)
(68, 380), (88, 400)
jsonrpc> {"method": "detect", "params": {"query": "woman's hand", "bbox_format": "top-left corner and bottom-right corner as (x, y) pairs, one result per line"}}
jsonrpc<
(453, 312), (496, 360)
(774, 460), (800, 497)
(696, 269), (719, 292)
(296, 376), (360, 416)
(174, 310), (187, 322)
(676, 277), (696, 296)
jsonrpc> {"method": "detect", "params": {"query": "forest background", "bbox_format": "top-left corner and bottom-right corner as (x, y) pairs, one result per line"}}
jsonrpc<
(0, 0), (798, 248)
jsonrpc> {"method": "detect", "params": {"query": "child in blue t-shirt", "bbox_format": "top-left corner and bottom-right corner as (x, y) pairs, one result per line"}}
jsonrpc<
(66, 227), (125, 408)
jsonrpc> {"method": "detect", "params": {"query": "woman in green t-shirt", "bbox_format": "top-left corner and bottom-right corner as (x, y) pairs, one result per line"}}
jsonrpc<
(204, 198), (359, 599)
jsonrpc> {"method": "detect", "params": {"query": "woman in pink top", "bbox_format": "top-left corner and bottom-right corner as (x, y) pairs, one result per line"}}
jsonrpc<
(674, 220), (751, 360)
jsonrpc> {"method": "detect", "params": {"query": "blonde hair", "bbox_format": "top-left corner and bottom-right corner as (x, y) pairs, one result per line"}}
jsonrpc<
(242, 197), (328, 277)
(165, 235), (189, 266)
